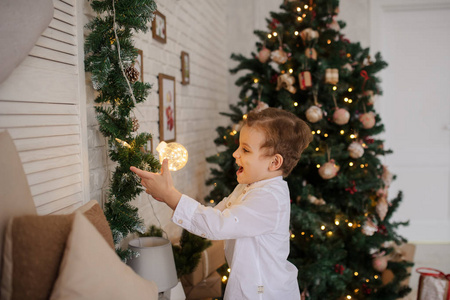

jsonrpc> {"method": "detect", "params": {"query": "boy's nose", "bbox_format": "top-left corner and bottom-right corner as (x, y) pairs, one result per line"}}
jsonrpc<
(232, 150), (239, 158)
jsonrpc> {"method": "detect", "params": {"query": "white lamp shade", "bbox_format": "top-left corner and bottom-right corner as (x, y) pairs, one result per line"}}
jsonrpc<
(127, 237), (178, 293)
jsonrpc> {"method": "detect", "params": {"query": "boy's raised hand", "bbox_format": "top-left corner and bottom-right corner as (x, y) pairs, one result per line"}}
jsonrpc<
(130, 159), (182, 210)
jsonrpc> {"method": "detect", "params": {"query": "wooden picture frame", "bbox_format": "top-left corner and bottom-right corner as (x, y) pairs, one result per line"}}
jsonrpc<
(134, 49), (144, 82)
(158, 73), (176, 142)
(181, 51), (190, 85)
(152, 10), (167, 43)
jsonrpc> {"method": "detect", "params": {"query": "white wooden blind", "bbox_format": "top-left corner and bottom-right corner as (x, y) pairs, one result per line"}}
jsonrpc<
(0, 0), (88, 215)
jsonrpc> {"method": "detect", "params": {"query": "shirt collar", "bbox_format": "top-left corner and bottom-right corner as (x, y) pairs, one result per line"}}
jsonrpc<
(244, 176), (284, 192)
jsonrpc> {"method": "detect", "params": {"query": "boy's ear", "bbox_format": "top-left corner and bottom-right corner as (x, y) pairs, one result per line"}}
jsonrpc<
(269, 154), (283, 171)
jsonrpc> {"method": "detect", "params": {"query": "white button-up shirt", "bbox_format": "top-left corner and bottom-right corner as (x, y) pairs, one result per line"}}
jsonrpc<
(172, 176), (300, 300)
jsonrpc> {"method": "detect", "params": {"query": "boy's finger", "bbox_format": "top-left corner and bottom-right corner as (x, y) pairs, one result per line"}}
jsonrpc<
(130, 166), (152, 178)
(161, 159), (170, 175)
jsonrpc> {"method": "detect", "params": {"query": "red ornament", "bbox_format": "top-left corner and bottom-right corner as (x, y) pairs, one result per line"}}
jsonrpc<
(269, 18), (280, 30)
(377, 225), (388, 235)
(345, 181), (357, 194)
(334, 264), (345, 274)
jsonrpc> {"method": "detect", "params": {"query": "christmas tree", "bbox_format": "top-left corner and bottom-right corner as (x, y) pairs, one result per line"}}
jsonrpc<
(206, 0), (413, 299)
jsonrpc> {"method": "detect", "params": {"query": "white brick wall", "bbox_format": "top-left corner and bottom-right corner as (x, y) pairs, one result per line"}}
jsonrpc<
(85, 0), (230, 242)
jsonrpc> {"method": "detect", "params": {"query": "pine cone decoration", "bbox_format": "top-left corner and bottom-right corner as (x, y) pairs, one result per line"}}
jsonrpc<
(131, 117), (140, 132)
(125, 66), (140, 83)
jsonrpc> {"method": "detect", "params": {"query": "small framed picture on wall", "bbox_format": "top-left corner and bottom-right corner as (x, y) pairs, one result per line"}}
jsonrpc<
(158, 73), (176, 142)
(181, 51), (190, 85)
(152, 10), (166, 43)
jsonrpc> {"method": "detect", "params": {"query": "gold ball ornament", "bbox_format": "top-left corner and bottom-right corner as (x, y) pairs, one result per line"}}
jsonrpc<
(318, 160), (340, 179)
(156, 141), (188, 171)
(333, 108), (350, 125)
(348, 141), (364, 159)
(305, 106), (323, 123)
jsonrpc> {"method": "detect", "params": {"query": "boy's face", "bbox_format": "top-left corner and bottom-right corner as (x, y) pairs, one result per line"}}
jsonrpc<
(232, 125), (278, 184)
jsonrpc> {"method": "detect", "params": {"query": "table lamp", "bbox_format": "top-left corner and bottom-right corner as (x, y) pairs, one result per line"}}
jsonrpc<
(128, 237), (178, 299)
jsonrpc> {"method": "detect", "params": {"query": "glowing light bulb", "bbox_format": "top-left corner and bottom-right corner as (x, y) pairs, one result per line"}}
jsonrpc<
(227, 268), (231, 273)
(347, 296), (352, 300)
(254, 78), (259, 83)
(354, 272), (359, 276)
(374, 275), (379, 279)
(344, 97), (349, 102)
(348, 87), (353, 92)
(297, 7), (301, 12)
(294, 102), (298, 106)
(291, 233), (295, 238)
(335, 220), (340, 225)
(295, 31), (299, 35)
(273, 32), (278, 37)
(316, 129), (321, 134)
(268, 34), (272, 39)
(324, 133), (328, 137)
(315, 147), (319, 151)
(243, 114), (248, 120)
(297, 16), (303, 21)
(289, 68), (293, 73)
(340, 130), (345, 135)
(316, 164), (321, 168)
(222, 276), (228, 283)
(348, 222), (354, 227)
(321, 225), (325, 230)
(209, 199), (214, 203)
(156, 141), (188, 171)
(349, 162), (354, 166)
(332, 85), (337, 91)
(312, 131), (316, 135)
(327, 39), (331, 44)
(326, 231), (333, 237)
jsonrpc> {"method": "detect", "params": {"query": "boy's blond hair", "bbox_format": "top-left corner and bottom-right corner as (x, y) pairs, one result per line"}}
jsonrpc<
(244, 107), (312, 176)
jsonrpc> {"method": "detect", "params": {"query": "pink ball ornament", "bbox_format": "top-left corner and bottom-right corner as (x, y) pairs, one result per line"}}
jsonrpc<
(348, 141), (364, 159)
(333, 108), (350, 125)
(305, 106), (323, 123)
(318, 160), (340, 180)
(372, 255), (388, 272)
(359, 112), (376, 129)
(258, 47), (271, 63)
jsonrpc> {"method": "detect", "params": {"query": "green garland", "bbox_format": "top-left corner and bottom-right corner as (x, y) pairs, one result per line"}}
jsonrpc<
(84, 0), (159, 261)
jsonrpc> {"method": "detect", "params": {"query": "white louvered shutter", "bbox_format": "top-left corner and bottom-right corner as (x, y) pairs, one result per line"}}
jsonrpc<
(0, 0), (89, 215)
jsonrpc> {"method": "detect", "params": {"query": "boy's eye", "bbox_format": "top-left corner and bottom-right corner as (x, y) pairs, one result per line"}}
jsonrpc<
(243, 148), (249, 153)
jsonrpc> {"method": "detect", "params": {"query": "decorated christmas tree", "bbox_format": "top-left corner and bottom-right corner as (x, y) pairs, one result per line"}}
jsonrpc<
(206, 0), (413, 299)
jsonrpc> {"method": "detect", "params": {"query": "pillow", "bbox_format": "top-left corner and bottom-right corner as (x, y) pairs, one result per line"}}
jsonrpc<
(0, 201), (114, 300)
(75, 200), (114, 249)
(50, 212), (158, 300)
(0, 130), (36, 288)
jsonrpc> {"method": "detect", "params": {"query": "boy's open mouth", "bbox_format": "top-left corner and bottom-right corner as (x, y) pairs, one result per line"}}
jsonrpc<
(237, 165), (243, 175)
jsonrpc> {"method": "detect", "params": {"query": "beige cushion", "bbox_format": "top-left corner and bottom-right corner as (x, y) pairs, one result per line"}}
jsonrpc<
(0, 201), (114, 300)
(50, 212), (158, 300)
(0, 131), (36, 289)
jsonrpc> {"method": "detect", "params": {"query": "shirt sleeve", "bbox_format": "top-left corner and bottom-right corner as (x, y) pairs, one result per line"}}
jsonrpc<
(172, 188), (280, 240)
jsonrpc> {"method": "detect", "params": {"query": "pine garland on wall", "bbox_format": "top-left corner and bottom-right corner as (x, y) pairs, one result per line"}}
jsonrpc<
(84, 0), (159, 260)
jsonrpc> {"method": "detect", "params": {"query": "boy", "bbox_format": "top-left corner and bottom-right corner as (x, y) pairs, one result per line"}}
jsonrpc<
(131, 107), (312, 299)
